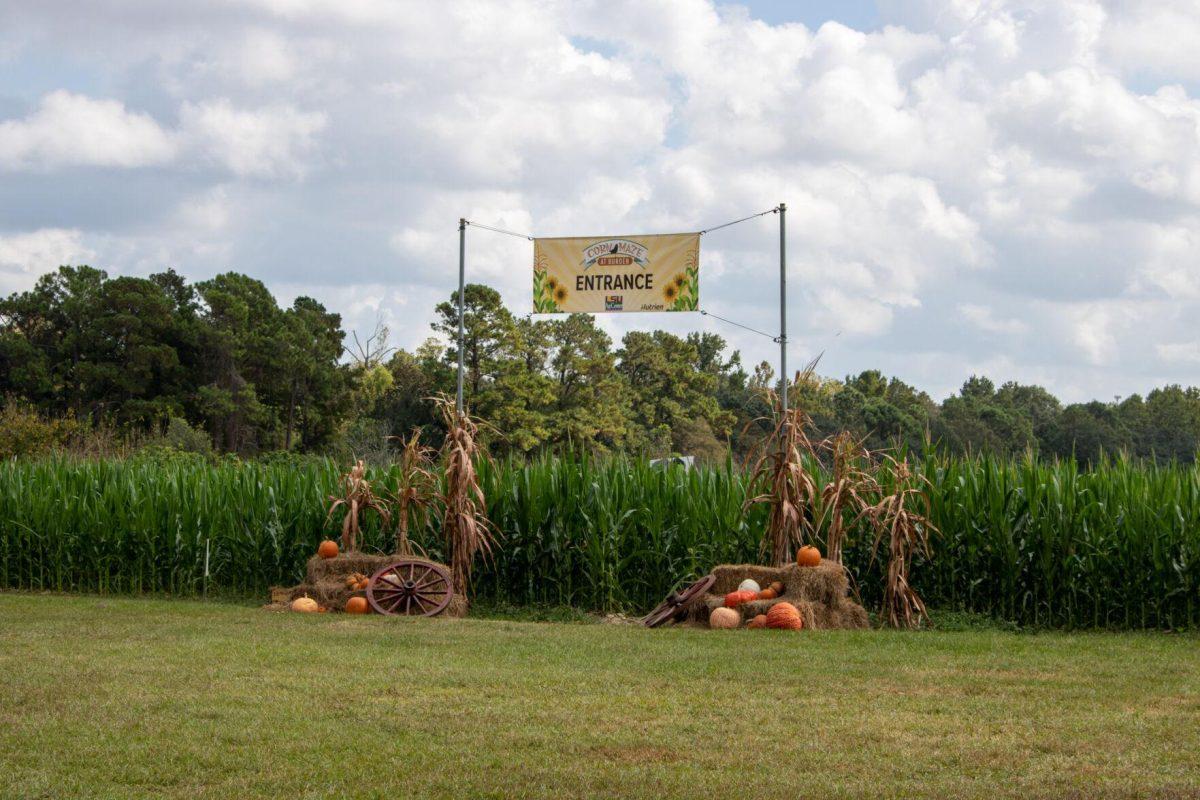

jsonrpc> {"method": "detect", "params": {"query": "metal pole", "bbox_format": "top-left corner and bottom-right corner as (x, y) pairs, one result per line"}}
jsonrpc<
(778, 202), (787, 412)
(456, 218), (466, 413)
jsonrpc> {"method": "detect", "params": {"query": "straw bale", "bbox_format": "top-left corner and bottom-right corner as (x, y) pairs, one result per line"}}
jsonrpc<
(303, 552), (399, 582)
(688, 560), (867, 629)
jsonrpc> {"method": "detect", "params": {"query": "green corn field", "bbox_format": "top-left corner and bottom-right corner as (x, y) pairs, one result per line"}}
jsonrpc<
(1, 452), (1197, 628)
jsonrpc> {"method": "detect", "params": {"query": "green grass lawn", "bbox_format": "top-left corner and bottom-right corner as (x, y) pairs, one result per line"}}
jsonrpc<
(2, 595), (1198, 800)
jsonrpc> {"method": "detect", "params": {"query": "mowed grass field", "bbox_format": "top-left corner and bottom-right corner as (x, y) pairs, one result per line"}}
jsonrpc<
(1, 595), (1198, 800)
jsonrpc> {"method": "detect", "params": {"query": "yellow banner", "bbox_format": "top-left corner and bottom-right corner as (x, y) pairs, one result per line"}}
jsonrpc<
(533, 232), (699, 313)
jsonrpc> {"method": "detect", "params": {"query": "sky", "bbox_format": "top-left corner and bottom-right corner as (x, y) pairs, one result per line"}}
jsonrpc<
(1, 0), (1199, 403)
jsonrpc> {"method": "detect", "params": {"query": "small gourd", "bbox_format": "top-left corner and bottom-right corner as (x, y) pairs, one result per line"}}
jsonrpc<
(747, 614), (768, 629)
(756, 588), (778, 600)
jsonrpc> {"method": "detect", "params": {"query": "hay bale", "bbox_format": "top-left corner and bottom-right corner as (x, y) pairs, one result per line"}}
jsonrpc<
(290, 579), (356, 610)
(279, 553), (468, 617)
(687, 560), (868, 630)
(709, 561), (847, 604)
(303, 552), (399, 583)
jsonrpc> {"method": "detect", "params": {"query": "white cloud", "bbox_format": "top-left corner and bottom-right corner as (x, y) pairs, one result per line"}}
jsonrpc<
(959, 303), (1028, 335)
(179, 100), (326, 178)
(1157, 341), (1200, 364)
(0, 228), (95, 295)
(0, 91), (176, 170)
(173, 186), (233, 233)
(2, 0), (1200, 403)
(1103, 1), (1200, 82)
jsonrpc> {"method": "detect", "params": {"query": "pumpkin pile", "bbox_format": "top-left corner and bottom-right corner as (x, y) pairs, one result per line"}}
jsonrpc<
(344, 572), (370, 592)
(707, 571), (809, 631)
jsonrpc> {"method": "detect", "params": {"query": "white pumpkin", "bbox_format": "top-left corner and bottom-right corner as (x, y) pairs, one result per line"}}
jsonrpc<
(737, 578), (761, 595)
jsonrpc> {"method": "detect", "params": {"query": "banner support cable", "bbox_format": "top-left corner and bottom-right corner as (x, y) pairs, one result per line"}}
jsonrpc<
(699, 207), (779, 236)
(463, 220), (534, 241)
(699, 310), (778, 341)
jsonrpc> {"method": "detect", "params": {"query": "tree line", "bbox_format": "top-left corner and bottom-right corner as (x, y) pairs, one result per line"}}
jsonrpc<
(2, 266), (1198, 463)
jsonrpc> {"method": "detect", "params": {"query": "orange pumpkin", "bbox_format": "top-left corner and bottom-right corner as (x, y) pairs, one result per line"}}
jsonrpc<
(756, 588), (778, 600)
(766, 602), (803, 630)
(708, 607), (740, 629)
(345, 596), (369, 614)
(796, 545), (822, 567)
(747, 614), (768, 629)
(290, 596), (319, 613)
(724, 590), (756, 609)
(317, 539), (339, 559)
(355, 578), (369, 591)
(769, 581), (784, 594)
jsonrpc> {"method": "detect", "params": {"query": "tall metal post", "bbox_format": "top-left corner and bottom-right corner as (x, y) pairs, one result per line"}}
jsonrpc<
(778, 203), (787, 412)
(456, 218), (466, 413)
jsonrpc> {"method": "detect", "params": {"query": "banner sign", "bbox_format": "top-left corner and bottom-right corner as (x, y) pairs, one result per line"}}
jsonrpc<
(533, 232), (699, 313)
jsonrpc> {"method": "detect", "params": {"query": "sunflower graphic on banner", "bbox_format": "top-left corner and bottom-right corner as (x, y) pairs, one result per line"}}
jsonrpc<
(532, 232), (699, 313)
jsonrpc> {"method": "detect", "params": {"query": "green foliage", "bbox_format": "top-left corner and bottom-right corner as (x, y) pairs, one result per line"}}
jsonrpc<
(0, 401), (79, 459)
(153, 417), (212, 457)
(0, 266), (348, 456)
(7, 272), (1200, 464)
(1, 453), (1198, 628)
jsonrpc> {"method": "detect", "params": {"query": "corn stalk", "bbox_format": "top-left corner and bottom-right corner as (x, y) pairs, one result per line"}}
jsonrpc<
(434, 396), (498, 595)
(326, 459), (390, 552)
(744, 369), (821, 566)
(819, 431), (878, 565)
(861, 456), (937, 628)
(387, 430), (437, 556)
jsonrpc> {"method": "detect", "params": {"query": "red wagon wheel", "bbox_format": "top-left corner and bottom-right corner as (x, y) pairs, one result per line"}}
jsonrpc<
(642, 574), (716, 628)
(366, 559), (453, 617)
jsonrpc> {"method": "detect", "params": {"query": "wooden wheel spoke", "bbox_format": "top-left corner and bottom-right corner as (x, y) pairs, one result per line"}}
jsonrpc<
(414, 578), (443, 591)
(383, 594), (405, 612)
